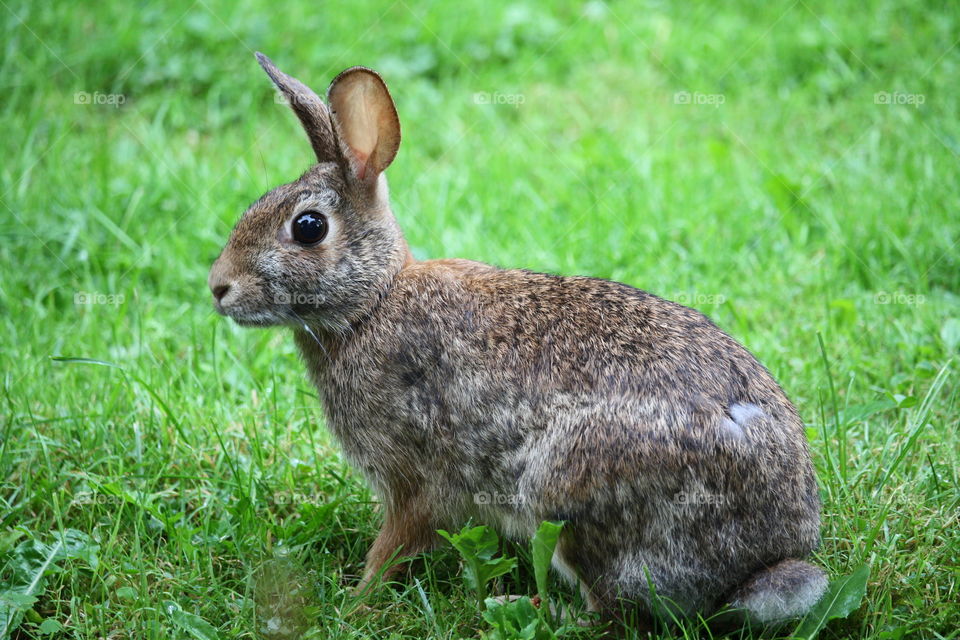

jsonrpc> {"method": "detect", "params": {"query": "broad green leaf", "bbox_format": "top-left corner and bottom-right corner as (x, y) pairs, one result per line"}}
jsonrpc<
(38, 618), (63, 634)
(438, 525), (500, 562)
(473, 555), (518, 600)
(115, 586), (138, 602)
(0, 529), (99, 639)
(792, 565), (869, 639)
(482, 596), (543, 640)
(163, 601), (221, 640)
(439, 525), (517, 605)
(0, 591), (37, 639)
(48, 529), (100, 571)
(531, 521), (563, 599)
(888, 393), (918, 409)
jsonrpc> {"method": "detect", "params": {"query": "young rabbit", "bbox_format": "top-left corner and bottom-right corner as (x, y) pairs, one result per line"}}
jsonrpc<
(208, 53), (827, 626)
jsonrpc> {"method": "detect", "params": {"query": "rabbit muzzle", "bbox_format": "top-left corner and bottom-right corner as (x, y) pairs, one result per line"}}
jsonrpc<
(208, 252), (282, 327)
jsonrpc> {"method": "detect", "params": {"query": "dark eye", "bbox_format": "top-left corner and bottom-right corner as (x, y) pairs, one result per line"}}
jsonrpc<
(292, 211), (328, 244)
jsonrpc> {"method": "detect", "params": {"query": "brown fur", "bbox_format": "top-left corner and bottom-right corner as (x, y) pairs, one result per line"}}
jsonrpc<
(209, 54), (827, 625)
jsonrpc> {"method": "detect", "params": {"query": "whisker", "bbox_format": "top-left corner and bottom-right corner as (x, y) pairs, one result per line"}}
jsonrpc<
(288, 309), (332, 365)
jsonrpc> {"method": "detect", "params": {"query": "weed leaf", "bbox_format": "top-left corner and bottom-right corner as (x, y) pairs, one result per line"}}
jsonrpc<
(530, 521), (563, 599)
(0, 529), (99, 639)
(439, 525), (517, 605)
(792, 565), (869, 639)
(163, 600), (221, 640)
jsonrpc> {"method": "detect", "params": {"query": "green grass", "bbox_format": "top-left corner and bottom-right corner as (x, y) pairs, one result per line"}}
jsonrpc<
(2, 0), (959, 637)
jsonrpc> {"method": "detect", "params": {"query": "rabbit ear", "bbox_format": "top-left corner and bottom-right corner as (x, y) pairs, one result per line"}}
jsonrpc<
(255, 52), (339, 163)
(327, 67), (401, 184)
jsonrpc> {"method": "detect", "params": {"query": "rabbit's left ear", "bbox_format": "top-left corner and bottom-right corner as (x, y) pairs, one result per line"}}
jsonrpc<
(256, 52), (339, 164)
(327, 67), (401, 184)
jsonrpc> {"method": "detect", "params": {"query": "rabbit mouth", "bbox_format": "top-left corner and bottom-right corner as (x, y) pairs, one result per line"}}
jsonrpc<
(231, 315), (281, 328)
(218, 304), (288, 328)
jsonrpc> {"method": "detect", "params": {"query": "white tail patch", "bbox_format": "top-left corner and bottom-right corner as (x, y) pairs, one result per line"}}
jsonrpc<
(729, 403), (764, 425)
(720, 417), (744, 438)
(733, 571), (828, 623)
(720, 403), (765, 439)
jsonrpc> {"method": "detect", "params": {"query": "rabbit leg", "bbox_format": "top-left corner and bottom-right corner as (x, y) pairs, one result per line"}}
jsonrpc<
(553, 529), (655, 632)
(552, 537), (603, 613)
(356, 498), (436, 592)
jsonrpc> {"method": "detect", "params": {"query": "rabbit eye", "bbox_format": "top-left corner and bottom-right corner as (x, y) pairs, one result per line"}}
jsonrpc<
(292, 211), (328, 244)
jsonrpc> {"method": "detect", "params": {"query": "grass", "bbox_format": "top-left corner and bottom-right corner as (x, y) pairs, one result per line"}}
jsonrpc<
(1, 0), (958, 637)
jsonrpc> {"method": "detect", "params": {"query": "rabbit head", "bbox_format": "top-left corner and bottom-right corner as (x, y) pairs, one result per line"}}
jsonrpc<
(208, 54), (409, 332)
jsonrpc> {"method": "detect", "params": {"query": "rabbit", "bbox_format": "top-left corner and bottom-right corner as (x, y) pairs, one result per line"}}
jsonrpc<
(208, 52), (827, 627)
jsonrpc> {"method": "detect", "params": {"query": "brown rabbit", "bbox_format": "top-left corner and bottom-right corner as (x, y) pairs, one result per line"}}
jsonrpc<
(208, 53), (827, 626)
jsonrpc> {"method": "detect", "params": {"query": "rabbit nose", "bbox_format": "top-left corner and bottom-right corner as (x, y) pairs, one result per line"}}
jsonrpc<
(211, 283), (231, 302)
(209, 254), (236, 306)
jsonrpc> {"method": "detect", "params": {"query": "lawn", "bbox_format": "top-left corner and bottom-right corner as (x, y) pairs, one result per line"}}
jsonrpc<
(1, 0), (958, 638)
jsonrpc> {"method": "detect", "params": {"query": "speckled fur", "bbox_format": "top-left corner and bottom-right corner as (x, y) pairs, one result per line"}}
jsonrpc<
(209, 54), (826, 624)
